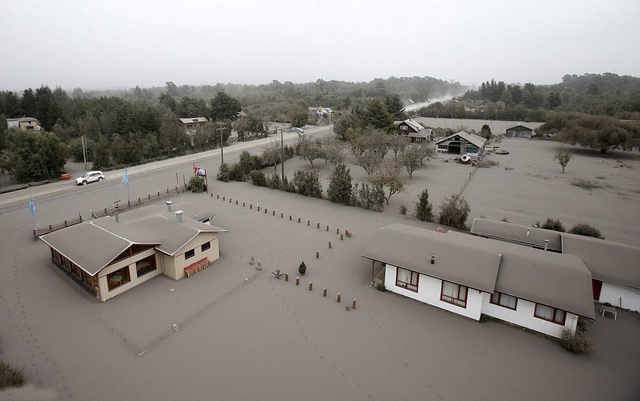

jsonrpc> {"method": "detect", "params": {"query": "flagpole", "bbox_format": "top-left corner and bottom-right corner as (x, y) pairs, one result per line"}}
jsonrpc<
(29, 187), (36, 240)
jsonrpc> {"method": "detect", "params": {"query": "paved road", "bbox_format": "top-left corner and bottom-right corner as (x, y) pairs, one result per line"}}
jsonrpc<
(0, 126), (330, 215)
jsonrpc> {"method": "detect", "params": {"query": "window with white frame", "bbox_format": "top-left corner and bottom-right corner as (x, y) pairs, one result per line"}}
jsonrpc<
(534, 304), (566, 325)
(490, 291), (517, 310)
(396, 268), (419, 292)
(440, 281), (467, 307)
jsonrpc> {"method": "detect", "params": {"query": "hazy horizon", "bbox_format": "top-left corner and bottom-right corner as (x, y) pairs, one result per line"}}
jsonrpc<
(2, 0), (639, 93)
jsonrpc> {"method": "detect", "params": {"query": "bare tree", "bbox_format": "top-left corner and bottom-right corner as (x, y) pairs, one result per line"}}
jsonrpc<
(401, 144), (433, 178)
(260, 141), (281, 172)
(370, 159), (406, 205)
(555, 148), (572, 173)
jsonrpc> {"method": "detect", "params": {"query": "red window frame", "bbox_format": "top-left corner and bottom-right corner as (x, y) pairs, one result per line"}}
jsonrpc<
(440, 281), (468, 308)
(534, 304), (566, 325)
(490, 291), (518, 310)
(395, 267), (419, 292)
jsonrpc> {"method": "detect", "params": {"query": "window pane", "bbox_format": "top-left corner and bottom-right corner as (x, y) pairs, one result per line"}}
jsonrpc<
(535, 304), (554, 320)
(491, 292), (500, 303)
(397, 268), (409, 283)
(459, 286), (467, 301)
(410, 272), (418, 286)
(442, 282), (456, 298)
(500, 294), (516, 309)
(554, 310), (566, 324)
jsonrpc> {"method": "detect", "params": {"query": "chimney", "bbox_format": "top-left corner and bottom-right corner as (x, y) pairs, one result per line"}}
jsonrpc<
(175, 210), (183, 223)
(544, 239), (549, 251)
(166, 200), (173, 212)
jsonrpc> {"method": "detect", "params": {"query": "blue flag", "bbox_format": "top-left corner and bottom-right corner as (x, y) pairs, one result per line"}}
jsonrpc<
(121, 169), (128, 184)
(29, 198), (35, 213)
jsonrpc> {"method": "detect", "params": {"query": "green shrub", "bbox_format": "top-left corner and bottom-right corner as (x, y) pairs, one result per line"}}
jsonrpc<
(568, 223), (605, 239)
(0, 361), (25, 389)
(266, 173), (281, 189)
(298, 261), (307, 275)
(292, 170), (323, 198)
(217, 162), (230, 182)
(249, 170), (267, 187)
(560, 328), (595, 354)
(375, 282), (386, 292)
(399, 205), (407, 215)
(438, 194), (470, 230)
(188, 176), (206, 192)
(541, 218), (566, 232)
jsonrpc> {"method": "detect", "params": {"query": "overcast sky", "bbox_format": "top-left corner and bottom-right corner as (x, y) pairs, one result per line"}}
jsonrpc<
(2, 0), (639, 92)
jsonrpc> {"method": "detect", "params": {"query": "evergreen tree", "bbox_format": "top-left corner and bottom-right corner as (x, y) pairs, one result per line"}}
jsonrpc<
(327, 163), (352, 205)
(415, 189), (434, 222)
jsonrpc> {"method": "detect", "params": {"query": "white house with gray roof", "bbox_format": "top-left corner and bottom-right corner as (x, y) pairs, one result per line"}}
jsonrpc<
(471, 218), (640, 313)
(39, 201), (225, 302)
(362, 224), (595, 339)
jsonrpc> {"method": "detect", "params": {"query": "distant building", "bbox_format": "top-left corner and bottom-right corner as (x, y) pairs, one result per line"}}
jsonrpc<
(396, 119), (431, 143)
(180, 117), (208, 134)
(505, 124), (533, 138)
(7, 117), (40, 131)
(434, 131), (486, 155)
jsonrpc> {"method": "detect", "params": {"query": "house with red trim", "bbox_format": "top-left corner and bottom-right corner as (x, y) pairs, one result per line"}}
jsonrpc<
(471, 218), (640, 313)
(362, 224), (595, 339)
(39, 201), (226, 302)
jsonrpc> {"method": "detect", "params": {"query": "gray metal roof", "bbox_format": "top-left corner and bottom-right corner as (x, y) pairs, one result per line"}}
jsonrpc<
(362, 223), (595, 319)
(470, 218), (563, 252)
(481, 238), (595, 318)
(562, 234), (640, 290)
(39, 222), (134, 276)
(362, 224), (501, 293)
(435, 131), (486, 149)
(40, 202), (225, 276)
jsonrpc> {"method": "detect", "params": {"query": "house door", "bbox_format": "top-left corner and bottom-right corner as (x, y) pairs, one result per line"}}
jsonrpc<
(592, 279), (603, 301)
(448, 141), (462, 154)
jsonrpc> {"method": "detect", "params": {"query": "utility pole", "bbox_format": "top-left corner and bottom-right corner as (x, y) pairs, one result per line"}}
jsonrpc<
(280, 128), (285, 181)
(217, 126), (225, 164)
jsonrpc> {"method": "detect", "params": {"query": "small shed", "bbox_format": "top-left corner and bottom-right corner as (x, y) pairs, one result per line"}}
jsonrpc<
(506, 124), (533, 138)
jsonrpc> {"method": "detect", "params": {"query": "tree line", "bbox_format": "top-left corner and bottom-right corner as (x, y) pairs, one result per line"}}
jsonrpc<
(415, 73), (640, 121)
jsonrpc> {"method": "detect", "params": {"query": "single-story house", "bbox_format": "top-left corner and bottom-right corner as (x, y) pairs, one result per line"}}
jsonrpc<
(39, 201), (226, 302)
(505, 124), (533, 138)
(7, 117), (40, 131)
(362, 224), (595, 339)
(396, 119), (431, 143)
(180, 117), (208, 134)
(471, 218), (640, 313)
(434, 131), (486, 155)
(470, 218), (562, 252)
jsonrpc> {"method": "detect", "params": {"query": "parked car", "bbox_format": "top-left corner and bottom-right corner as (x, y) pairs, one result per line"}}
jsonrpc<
(289, 127), (304, 134)
(76, 171), (105, 185)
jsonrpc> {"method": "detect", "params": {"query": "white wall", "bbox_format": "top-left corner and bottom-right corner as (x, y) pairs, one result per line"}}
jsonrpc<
(599, 282), (640, 313)
(384, 265), (483, 321)
(481, 294), (578, 338)
(383, 264), (578, 339)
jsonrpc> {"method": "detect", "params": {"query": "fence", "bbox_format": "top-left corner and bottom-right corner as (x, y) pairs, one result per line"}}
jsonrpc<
(91, 185), (188, 218)
(33, 214), (84, 239)
(32, 184), (188, 239)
